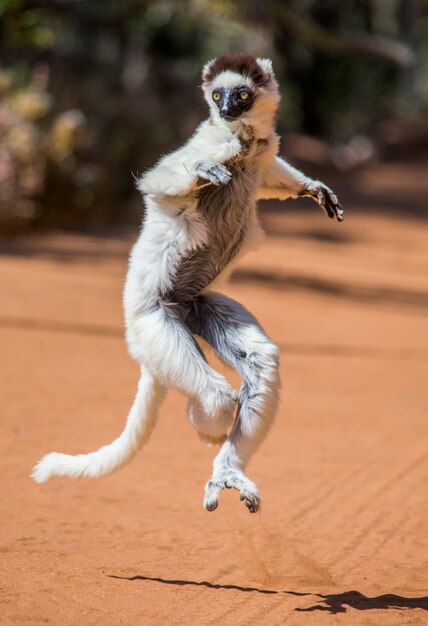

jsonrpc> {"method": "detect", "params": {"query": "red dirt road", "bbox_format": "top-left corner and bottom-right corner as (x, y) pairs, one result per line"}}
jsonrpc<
(1, 169), (427, 624)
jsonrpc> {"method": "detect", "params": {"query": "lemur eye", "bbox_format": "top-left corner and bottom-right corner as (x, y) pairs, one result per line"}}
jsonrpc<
(239, 91), (249, 100)
(212, 91), (221, 101)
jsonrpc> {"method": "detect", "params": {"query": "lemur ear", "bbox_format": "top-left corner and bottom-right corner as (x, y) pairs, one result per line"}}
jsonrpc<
(256, 57), (273, 83)
(201, 59), (215, 84)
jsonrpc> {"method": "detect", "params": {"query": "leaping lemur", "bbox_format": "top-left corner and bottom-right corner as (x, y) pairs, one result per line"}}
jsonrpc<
(32, 53), (343, 513)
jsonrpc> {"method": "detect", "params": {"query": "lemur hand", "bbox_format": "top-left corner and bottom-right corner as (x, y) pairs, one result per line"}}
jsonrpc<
(300, 181), (344, 222)
(195, 161), (232, 186)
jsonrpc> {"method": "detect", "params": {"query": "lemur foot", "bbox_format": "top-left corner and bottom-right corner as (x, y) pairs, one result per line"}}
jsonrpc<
(300, 182), (344, 222)
(188, 395), (235, 446)
(196, 161), (232, 186)
(204, 471), (260, 513)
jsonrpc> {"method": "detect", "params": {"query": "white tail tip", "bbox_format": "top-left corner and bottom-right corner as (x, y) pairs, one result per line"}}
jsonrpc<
(31, 452), (96, 482)
(32, 452), (63, 483)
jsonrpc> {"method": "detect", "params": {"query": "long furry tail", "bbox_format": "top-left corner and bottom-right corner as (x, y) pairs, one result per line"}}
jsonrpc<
(31, 368), (164, 483)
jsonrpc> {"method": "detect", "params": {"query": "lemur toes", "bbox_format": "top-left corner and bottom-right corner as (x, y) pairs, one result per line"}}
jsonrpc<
(204, 480), (222, 511)
(240, 491), (261, 513)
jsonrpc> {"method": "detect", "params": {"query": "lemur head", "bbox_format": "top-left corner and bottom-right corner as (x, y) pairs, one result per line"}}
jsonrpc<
(202, 53), (280, 133)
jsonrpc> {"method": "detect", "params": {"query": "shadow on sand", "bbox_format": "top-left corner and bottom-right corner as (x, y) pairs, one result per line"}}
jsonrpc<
(109, 575), (428, 614)
(108, 573), (278, 595)
(232, 268), (428, 311)
(295, 590), (428, 614)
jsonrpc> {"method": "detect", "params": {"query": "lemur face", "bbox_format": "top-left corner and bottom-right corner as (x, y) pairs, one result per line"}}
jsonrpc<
(201, 53), (279, 127)
(211, 85), (254, 120)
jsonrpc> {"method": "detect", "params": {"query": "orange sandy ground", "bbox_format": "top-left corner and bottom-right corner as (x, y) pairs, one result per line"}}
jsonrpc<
(1, 164), (427, 625)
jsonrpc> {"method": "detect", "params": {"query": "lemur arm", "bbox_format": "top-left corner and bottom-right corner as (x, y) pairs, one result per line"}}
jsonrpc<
(137, 148), (205, 198)
(257, 156), (344, 221)
(137, 122), (241, 198)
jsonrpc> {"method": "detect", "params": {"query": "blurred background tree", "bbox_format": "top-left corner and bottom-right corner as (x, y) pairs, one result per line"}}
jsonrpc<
(0, 0), (427, 230)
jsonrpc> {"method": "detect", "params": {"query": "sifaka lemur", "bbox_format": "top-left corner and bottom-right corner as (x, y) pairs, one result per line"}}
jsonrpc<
(32, 53), (343, 513)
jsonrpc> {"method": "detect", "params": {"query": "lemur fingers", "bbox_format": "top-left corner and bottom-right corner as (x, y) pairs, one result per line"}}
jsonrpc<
(300, 182), (344, 222)
(195, 161), (232, 186)
(319, 185), (344, 222)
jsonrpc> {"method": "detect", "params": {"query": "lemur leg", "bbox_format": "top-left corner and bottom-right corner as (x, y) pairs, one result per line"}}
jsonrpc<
(186, 292), (280, 513)
(133, 305), (237, 435)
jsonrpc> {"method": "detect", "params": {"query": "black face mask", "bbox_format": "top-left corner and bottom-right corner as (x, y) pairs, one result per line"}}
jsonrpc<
(212, 87), (254, 120)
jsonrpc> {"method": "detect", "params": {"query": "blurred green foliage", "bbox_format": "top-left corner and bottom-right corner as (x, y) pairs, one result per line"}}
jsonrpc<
(0, 0), (426, 229)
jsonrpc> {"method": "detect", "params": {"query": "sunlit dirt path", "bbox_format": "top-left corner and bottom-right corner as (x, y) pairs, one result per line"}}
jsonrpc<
(1, 170), (427, 624)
